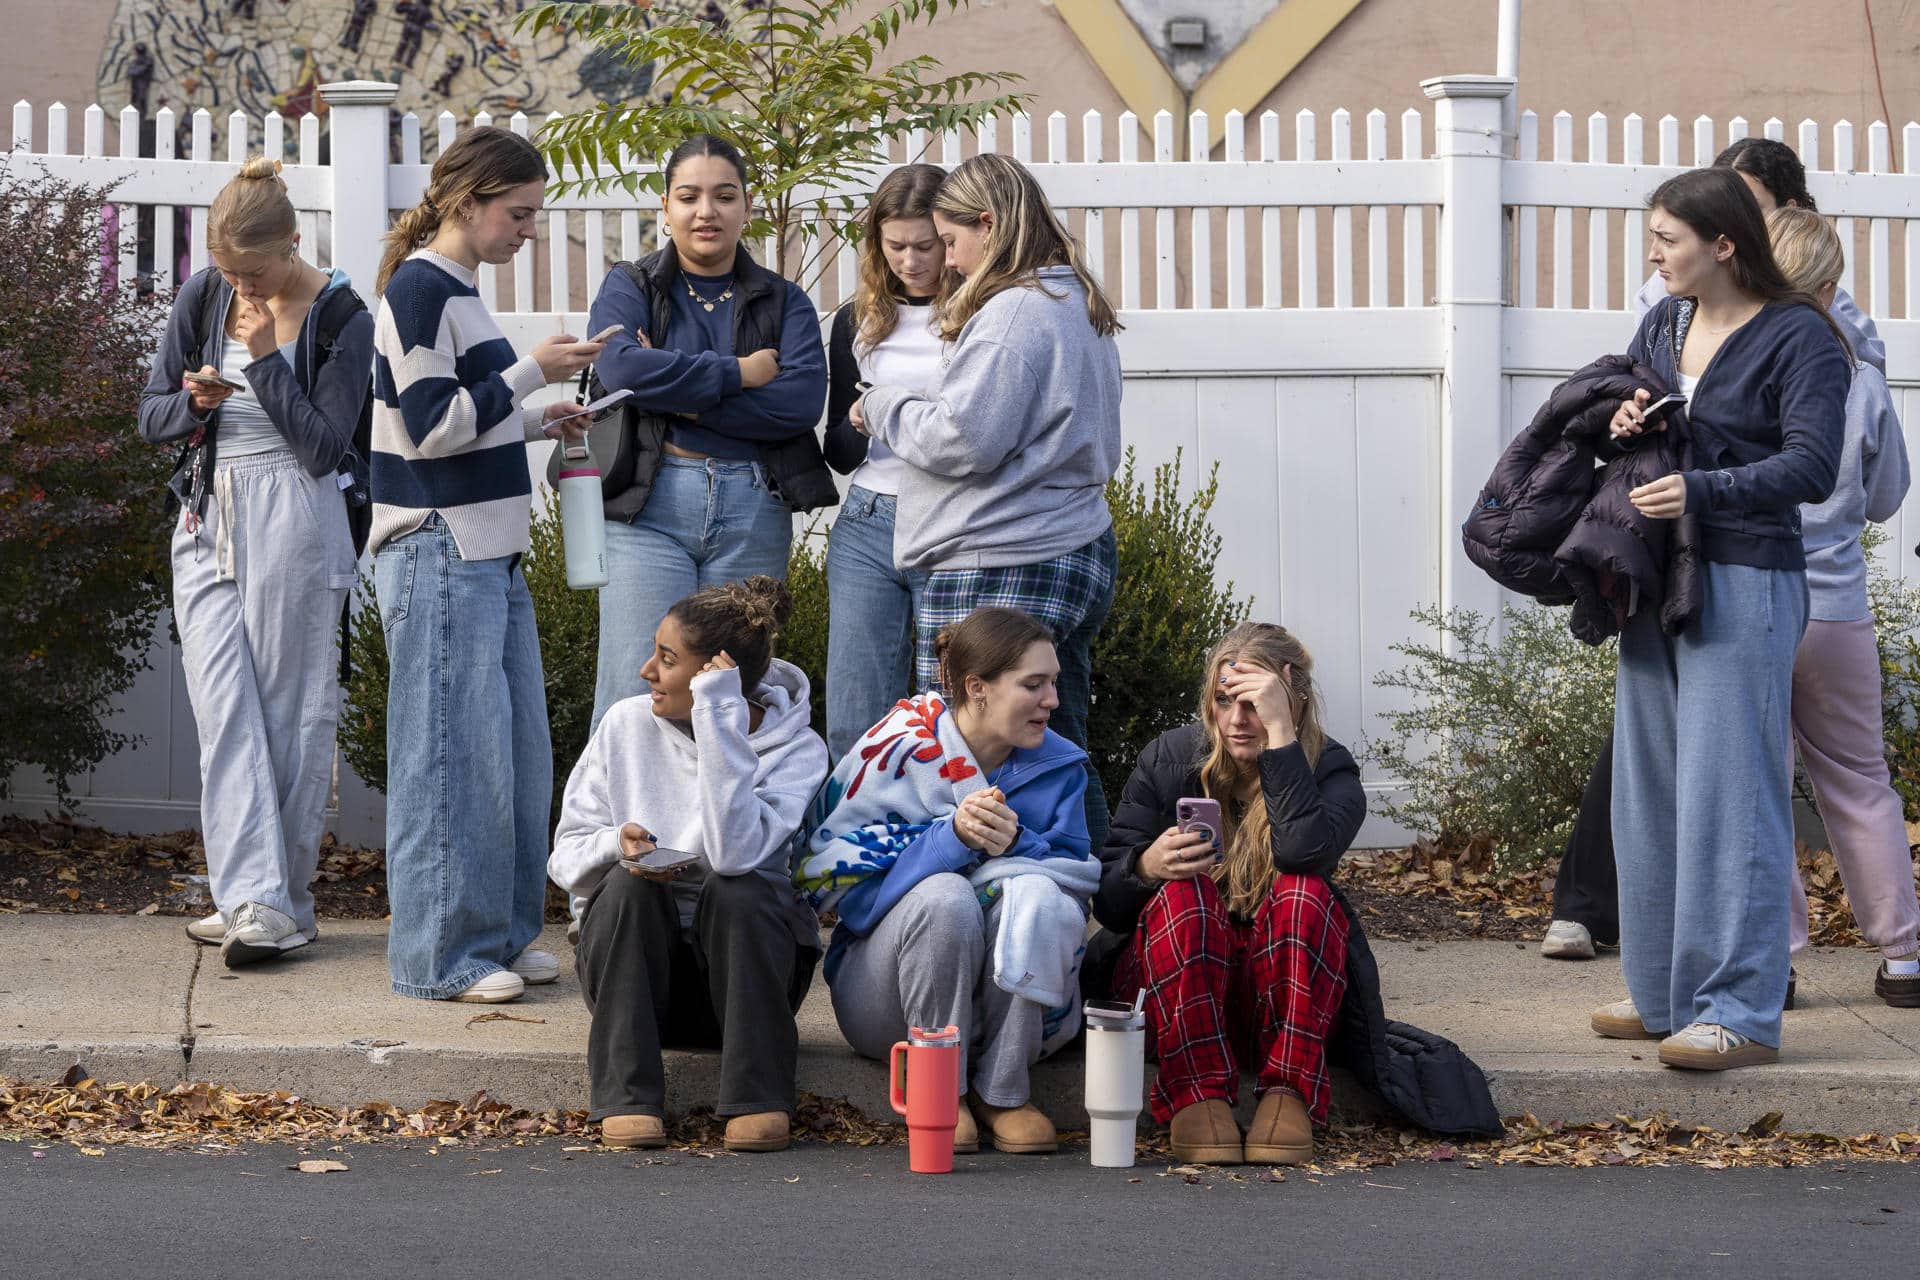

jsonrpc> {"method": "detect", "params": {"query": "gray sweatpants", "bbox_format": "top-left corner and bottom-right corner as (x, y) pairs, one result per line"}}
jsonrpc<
(829, 872), (1078, 1108)
(172, 451), (355, 934)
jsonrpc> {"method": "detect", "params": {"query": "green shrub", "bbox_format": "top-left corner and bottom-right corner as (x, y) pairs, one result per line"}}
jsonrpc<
(1088, 450), (1252, 802)
(1867, 526), (1920, 823)
(1364, 604), (1618, 876)
(0, 165), (172, 799)
(782, 519), (831, 733)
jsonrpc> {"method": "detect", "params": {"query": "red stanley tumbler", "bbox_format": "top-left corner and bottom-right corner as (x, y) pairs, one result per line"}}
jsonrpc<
(889, 1024), (962, 1173)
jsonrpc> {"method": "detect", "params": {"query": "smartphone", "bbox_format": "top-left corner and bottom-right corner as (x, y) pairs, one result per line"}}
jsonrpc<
(1639, 391), (1686, 420)
(620, 846), (701, 880)
(1176, 797), (1224, 863)
(184, 371), (246, 392)
(587, 323), (624, 343)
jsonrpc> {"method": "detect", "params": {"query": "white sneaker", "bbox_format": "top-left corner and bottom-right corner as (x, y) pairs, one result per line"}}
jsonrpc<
(186, 911), (226, 945)
(510, 947), (560, 985)
(1540, 919), (1596, 960)
(1658, 1022), (1779, 1071)
(450, 970), (525, 1003)
(219, 902), (310, 968)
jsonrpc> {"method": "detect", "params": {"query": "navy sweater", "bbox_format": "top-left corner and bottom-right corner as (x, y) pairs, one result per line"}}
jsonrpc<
(1626, 296), (1852, 570)
(585, 263), (825, 461)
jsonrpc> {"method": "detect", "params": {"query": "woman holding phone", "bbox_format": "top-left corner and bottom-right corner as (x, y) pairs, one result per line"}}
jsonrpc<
(1591, 168), (1851, 1067)
(820, 163), (948, 761)
(371, 124), (605, 1003)
(582, 133), (831, 729)
(137, 158), (373, 965)
(797, 608), (1099, 1155)
(551, 577), (826, 1153)
(850, 153), (1123, 850)
(1092, 622), (1364, 1166)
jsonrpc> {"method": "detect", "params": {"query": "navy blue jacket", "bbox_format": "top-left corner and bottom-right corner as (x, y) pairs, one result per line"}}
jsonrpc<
(1626, 296), (1851, 570)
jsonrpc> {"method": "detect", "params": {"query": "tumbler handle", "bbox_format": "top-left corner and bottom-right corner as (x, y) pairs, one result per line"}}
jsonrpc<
(889, 1041), (910, 1118)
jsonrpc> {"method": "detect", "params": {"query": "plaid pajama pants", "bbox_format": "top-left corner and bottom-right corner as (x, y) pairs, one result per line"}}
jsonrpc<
(1113, 871), (1350, 1126)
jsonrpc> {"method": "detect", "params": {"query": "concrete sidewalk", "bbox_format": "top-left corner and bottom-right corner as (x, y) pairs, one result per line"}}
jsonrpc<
(4, 915), (1918, 1134)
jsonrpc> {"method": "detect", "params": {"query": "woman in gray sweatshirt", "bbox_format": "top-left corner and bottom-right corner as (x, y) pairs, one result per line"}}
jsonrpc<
(853, 153), (1125, 848)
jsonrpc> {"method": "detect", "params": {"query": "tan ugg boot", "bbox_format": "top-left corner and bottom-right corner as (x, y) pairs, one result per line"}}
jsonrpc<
(952, 1104), (980, 1154)
(600, 1114), (667, 1149)
(723, 1111), (792, 1153)
(968, 1095), (1058, 1154)
(1168, 1099), (1242, 1165)
(1243, 1090), (1313, 1166)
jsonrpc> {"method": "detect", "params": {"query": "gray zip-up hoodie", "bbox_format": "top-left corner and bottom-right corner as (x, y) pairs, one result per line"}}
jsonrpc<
(863, 266), (1123, 571)
(1801, 359), (1910, 621)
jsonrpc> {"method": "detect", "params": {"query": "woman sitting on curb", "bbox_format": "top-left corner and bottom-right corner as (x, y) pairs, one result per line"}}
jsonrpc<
(550, 577), (827, 1153)
(796, 607), (1099, 1155)
(1092, 622), (1365, 1166)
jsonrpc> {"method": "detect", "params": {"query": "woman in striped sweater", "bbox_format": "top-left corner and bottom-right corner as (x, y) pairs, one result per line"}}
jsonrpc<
(370, 125), (604, 1003)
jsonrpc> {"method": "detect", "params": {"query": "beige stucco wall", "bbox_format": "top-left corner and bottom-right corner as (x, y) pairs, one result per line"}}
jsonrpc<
(8, 1), (1917, 159)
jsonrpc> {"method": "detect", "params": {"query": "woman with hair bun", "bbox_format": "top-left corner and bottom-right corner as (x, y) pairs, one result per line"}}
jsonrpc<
(551, 576), (829, 1154)
(137, 156), (374, 967)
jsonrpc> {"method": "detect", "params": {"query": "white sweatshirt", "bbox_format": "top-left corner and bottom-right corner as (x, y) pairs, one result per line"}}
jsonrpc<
(549, 659), (828, 935)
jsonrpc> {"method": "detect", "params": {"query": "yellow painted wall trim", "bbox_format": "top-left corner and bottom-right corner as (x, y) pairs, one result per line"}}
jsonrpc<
(1055, 0), (1367, 155)
(1052, 0), (1183, 145)
(1192, 0), (1369, 141)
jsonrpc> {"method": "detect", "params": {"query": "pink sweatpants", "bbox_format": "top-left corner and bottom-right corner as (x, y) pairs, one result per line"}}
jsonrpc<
(1788, 617), (1920, 958)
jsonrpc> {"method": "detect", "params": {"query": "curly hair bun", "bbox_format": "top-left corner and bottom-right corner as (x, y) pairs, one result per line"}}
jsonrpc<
(237, 156), (285, 183)
(726, 575), (792, 638)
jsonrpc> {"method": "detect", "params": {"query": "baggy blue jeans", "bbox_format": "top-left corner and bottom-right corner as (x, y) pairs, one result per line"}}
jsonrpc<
(824, 485), (925, 760)
(1611, 560), (1806, 1048)
(376, 515), (552, 999)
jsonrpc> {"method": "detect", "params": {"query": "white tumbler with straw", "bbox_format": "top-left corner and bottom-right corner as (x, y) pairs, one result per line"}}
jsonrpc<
(556, 441), (608, 590)
(1083, 990), (1147, 1168)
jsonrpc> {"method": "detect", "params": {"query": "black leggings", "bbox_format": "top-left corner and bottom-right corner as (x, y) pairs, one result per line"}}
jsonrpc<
(1551, 729), (1619, 945)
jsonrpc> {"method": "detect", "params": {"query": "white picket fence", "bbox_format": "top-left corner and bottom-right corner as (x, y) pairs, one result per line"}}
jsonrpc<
(8, 75), (1920, 847)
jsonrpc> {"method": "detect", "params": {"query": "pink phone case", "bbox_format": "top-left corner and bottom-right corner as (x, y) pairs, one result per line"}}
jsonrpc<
(1177, 797), (1224, 862)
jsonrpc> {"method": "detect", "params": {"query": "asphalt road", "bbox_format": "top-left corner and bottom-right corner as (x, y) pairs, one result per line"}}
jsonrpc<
(4, 1140), (1915, 1277)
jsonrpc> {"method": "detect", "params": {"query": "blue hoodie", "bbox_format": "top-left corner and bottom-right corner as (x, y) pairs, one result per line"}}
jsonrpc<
(1626, 295), (1852, 570)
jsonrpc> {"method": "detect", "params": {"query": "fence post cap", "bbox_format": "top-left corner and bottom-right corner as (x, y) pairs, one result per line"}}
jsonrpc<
(318, 81), (401, 107)
(1420, 75), (1515, 102)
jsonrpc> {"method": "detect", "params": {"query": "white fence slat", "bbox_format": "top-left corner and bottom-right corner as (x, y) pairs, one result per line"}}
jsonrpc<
(1012, 111), (1032, 162)
(1401, 108), (1423, 307)
(299, 113), (320, 267)
(84, 102), (104, 156)
(10, 99), (28, 151)
(188, 109), (209, 275)
(1552, 111), (1572, 308)
(46, 101), (67, 155)
(401, 112), (421, 165)
(1869, 121), (1891, 320)
(905, 125), (926, 163)
(1692, 114), (1714, 165)
(585, 209), (606, 303)
(1516, 110), (1537, 308)
(117, 105), (138, 288)
(227, 110), (246, 164)
(1835, 120), (1856, 298)
(1798, 118), (1819, 172)
(1906, 122), (1920, 319)
(153, 106), (175, 292)
(1047, 111), (1067, 163)
(1154, 110), (1175, 309)
(1658, 114), (1679, 166)
(1728, 115), (1748, 144)
(547, 114), (569, 314)
(941, 126), (961, 167)
(1188, 111), (1211, 310)
(976, 114), (998, 156)
(1082, 111), (1105, 289)
(1366, 109), (1388, 308)
(437, 110), (456, 156)
(1586, 113), (1608, 309)
(1297, 110), (1318, 308)
(1622, 114), (1643, 308)
(1331, 108), (1353, 309)
(1118, 111), (1140, 309)
(510, 113), (533, 312)
(1224, 110), (1247, 310)
(1764, 117), (1785, 142)
(264, 110), (284, 164)
(1261, 111), (1282, 308)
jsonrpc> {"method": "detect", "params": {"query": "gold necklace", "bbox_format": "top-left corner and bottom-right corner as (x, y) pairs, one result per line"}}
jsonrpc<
(684, 278), (734, 313)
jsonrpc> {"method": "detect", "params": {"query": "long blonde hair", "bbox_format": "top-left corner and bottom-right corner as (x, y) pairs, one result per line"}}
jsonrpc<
(208, 157), (296, 258)
(1195, 622), (1327, 916)
(854, 163), (946, 353)
(1767, 207), (1844, 296)
(377, 125), (546, 293)
(931, 152), (1120, 341)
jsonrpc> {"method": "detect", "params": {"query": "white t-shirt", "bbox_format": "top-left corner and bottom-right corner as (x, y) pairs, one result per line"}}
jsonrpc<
(849, 299), (944, 497)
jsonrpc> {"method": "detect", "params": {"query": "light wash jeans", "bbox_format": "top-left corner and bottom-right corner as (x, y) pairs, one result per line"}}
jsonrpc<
(592, 456), (793, 727)
(1612, 560), (1806, 1048)
(824, 486), (925, 760)
(375, 514), (551, 999)
(172, 452), (354, 935)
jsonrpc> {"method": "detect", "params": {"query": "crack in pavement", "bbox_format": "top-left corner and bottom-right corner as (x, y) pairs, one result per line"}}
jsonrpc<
(179, 942), (202, 1068)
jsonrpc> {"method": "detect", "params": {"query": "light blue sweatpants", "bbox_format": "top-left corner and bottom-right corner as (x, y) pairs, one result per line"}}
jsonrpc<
(1611, 560), (1806, 1049)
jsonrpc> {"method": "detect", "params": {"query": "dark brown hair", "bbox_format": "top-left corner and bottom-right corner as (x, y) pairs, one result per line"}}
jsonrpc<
(1648, 167), (1850, 360)
(855, 163), (947, 352)
(377, 125), (546, 293)
(665, 575), (792, 691)
(933, 607), (1056, 701)
(1714, 137), (1816, 212)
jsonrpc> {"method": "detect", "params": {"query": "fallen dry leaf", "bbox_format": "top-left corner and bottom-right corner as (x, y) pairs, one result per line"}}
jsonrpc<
(78, 1146), (104, 1157)
(464, 1012), (548, 1029)
(295, 1159), (348, 1174)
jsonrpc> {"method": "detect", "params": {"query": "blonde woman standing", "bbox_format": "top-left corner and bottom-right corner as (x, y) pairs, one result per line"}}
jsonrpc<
(850, 153), (1123, 846)
(371, 126), (604, 1003)
(138, 159), (373, 966)
(1092, 623), (1366, 1166)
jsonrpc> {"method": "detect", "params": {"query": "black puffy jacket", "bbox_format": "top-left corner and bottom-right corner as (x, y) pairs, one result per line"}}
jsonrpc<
(1462, 355), (1701, 644)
